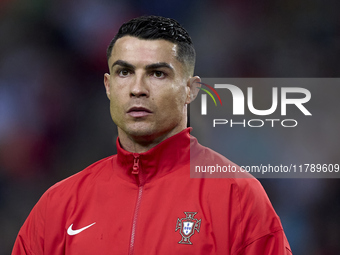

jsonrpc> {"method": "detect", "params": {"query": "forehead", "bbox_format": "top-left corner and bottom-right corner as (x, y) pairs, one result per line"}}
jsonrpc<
(109, 36), (180, 69)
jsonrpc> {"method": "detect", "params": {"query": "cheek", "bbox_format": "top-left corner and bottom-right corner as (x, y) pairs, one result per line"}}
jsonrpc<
(109, 92), (125, 119)
(172, 85), (188, 105)
(109, 101), (119, 122)
(158, 87), (187, 112)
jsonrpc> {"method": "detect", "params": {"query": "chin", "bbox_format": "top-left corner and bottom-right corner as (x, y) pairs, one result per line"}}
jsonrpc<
(122, 121), (181, 142)
(127, 127), (174, 143)
(126, 126), (157, 139)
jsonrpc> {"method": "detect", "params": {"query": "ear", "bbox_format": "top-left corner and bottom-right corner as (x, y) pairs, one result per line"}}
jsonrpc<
(185, 76), (201, 104)
(104, 73), (111, 99)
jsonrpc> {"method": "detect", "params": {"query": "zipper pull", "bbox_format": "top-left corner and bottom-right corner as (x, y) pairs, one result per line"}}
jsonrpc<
(132, 154), (140, 175)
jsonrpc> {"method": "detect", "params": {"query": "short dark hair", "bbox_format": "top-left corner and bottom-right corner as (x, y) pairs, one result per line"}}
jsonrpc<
(106, 15), (196, 75)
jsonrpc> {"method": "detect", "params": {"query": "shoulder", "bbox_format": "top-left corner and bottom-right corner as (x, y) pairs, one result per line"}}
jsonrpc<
(28, 155), (117, 225)
(45, 155), (115, 200)
(191, 142), (287, 252)
(190, 136), (254, 180)
(190, 135), (279, 225)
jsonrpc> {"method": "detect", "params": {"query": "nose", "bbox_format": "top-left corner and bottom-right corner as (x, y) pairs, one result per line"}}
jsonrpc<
(130, 75), (149, 98)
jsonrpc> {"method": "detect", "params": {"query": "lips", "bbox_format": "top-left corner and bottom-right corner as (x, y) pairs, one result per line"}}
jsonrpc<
(127, 107), (152, 118)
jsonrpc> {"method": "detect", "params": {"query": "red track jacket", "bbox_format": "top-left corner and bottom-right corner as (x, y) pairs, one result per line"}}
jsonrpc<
(12, 128), (292, 254)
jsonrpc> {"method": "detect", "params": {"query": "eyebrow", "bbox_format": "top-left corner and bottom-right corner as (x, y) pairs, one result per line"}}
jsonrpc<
(111, 60), (135, 70)
(111, 60), (173, 71)
(145, 62), (173, 71)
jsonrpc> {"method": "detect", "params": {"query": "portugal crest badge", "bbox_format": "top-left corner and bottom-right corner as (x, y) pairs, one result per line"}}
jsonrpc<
(175, 212), (201, 244)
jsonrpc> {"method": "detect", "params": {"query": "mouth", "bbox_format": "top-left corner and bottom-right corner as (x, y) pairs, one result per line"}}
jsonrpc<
(127, 107), (153, 118)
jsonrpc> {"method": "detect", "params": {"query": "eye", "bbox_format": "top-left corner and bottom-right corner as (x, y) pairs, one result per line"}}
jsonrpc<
(118, 69), (131, 77)
(152, 71), (165, 78)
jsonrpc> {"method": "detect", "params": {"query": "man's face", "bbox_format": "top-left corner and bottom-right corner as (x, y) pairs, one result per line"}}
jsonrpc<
(104, 36), (192, 144)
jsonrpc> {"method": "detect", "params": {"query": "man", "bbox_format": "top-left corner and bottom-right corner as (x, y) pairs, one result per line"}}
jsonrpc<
(12, 15), (292, 254)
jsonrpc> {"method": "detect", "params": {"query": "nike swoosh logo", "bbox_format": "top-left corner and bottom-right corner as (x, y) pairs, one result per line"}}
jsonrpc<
(67, 222), (96, 236)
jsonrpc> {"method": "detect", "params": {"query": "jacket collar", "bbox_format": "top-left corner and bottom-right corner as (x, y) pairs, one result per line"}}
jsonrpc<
(115, 128), (191, 185)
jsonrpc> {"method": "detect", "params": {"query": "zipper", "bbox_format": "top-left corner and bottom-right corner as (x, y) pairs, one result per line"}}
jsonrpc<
(129, 154), (143, 255)
(129, 185), (143, 255)
(132, 154), (140, 174)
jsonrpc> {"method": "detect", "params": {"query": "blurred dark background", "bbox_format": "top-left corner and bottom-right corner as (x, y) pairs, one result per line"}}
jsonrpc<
(1, 0), (339, 254)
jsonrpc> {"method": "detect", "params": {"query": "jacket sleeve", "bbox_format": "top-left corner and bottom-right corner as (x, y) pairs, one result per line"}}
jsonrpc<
(12, 191), (48, 255)
(237, 229), (292, 255)
(232, 178), (292, 255)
